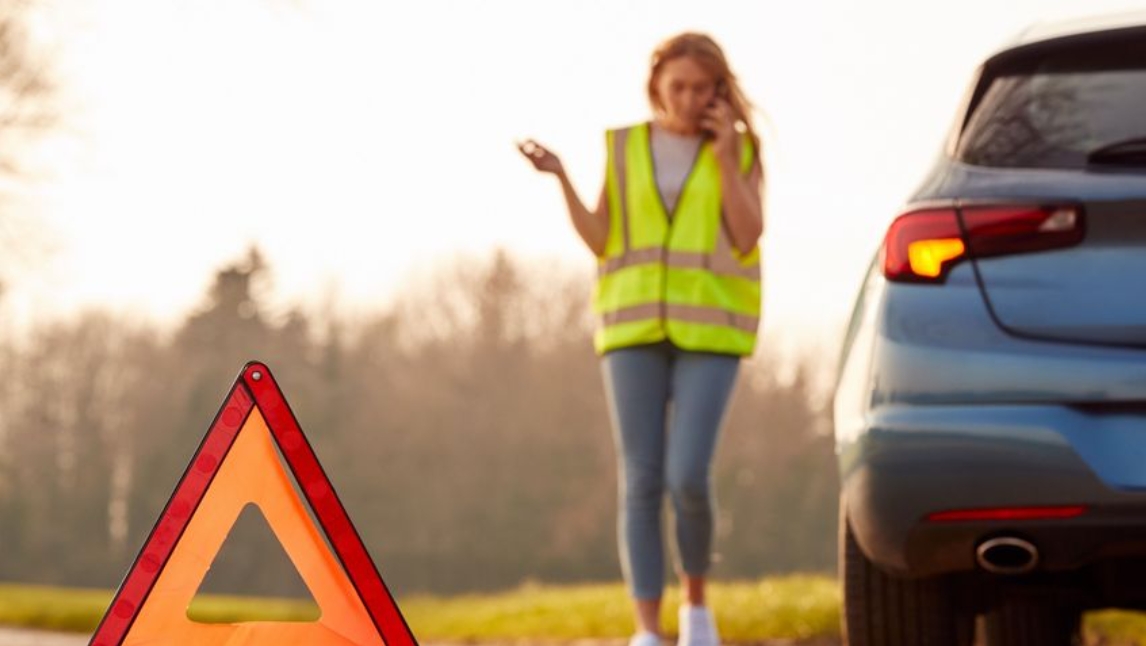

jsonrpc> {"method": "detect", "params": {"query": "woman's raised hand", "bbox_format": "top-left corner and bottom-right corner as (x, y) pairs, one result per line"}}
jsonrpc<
(517, 139), (564, 175)
(700, 99), (740, 169)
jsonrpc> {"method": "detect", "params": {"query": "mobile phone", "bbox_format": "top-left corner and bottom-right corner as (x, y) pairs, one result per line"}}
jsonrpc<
(702, 82), (728, 138)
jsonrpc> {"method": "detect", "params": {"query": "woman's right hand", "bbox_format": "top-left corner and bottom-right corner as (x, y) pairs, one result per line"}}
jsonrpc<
(517, 139), (564, 176)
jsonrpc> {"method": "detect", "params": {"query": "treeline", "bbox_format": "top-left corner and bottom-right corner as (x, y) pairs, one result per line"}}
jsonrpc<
(0, 248), (839, 597)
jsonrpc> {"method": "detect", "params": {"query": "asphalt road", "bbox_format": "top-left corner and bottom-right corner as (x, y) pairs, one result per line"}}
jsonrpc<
(0, 628), (86, 646)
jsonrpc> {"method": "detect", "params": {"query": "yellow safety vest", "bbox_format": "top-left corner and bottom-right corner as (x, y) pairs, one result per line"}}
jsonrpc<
(593, 122), (762, 356)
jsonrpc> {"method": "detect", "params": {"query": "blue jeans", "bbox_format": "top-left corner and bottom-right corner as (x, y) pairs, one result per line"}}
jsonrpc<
(601, 342), (741, 600)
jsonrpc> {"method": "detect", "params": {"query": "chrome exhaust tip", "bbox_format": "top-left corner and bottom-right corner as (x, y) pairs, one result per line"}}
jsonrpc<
(976, 536), (1039, 575)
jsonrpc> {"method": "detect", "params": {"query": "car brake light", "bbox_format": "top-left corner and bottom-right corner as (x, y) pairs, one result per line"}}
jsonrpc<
(926, 505), (1087, 522)
(882, 204), (1084, 283)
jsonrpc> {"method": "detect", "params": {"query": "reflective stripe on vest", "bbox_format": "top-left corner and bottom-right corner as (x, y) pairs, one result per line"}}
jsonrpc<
(593, 122), (761, 356)
(602, 303), (759, 334)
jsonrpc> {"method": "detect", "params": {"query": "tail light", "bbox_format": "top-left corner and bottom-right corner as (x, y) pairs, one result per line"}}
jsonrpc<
(927, 505), (1087, 522)
(883, 208), (965, 283)
(882, 204), (1085, 283)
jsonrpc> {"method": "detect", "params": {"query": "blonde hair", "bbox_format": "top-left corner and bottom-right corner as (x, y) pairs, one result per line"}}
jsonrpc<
(646, 32), (761, 155)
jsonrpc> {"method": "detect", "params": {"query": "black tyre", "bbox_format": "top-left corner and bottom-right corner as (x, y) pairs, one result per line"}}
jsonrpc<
(983, 592), (1081, 646)
(841, 518), (973, 646)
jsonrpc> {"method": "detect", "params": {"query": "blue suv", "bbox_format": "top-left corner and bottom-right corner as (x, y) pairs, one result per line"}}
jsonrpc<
(834, 12), (1146, 646)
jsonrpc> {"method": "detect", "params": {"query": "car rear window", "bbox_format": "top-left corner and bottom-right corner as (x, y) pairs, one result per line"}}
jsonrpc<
(956, 38), (1146, 169)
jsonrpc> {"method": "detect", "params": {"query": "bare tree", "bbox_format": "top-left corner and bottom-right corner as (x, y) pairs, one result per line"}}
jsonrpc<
(0, 249), (838, 593)
(0, 1), (54, 169)
(0, 0), (57, 295)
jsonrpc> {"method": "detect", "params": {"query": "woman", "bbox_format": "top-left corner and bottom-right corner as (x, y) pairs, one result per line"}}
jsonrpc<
(519, 32), (764, 646)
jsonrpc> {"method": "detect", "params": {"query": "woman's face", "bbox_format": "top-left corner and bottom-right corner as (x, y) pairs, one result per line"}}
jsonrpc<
(653, 55), (719, 134)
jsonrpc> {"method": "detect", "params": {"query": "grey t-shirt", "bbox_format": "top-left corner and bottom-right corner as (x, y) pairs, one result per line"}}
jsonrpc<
(650, 124), (704, 215)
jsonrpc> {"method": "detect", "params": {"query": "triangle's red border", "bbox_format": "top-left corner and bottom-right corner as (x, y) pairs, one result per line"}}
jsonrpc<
(88, 361), (418, 646)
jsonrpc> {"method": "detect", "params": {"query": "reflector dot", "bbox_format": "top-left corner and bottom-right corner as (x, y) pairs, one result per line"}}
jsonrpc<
(170, 500), (191, 518)
(114, 600), (135, 618)
(222, 407), (242, 427)
(307, 481), (330, 500)
(141, 554), (161, 573)
(283, 431), (303, 450)
(196, 454), (218, 473)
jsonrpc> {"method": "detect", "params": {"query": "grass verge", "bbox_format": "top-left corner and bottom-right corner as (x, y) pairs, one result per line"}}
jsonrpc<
(2, 576), (1146, 645)
(0, 576), (838, 641)
(400, 576), (840, 642)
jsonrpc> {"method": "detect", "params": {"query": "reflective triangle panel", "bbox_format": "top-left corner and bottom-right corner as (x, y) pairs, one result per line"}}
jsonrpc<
(89, 361), (417, 646)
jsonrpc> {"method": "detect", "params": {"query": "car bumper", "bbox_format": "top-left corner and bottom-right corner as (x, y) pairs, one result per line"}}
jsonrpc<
(841, 403), (1146, 577)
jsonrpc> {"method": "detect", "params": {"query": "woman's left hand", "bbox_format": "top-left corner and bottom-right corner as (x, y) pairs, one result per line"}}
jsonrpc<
(700, 98), (739, 169)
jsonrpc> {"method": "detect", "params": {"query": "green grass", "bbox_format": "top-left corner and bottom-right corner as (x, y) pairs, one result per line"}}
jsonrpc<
(4, 577), (1146, 644)
(0, 583), (113, 633)
(1085, 610), (1146, 646)
(400, 576), (840, 642)
(0, 576), (839, 640)
(0, 583), (320, 633)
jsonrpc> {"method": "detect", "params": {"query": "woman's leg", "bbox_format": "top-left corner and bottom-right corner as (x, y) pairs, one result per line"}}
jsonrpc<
(602, 344), (673, 636)
(665, 351), (740, 603)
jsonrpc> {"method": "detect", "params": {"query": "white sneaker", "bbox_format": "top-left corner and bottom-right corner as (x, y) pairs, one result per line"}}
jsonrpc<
(677, 605), (720, 646)
(629, 631), (663, 646)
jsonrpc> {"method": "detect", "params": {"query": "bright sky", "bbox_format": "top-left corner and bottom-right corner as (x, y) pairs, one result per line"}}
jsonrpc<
(10, 0), (1146, 356)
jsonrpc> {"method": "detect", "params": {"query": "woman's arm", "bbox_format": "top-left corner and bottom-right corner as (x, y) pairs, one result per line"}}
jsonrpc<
(718, 156), (764, 255)
(556, 170), (609, 257)
(519, 140), (609, 256)
(702, 102), (765, 255)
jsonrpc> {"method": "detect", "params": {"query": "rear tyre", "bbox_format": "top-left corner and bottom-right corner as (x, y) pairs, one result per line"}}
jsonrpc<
(983, 592), (1082, 646)
(841, 517), (973, 646)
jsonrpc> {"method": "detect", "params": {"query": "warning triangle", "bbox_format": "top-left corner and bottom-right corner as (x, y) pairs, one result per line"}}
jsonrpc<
(89, 361), (418, 646)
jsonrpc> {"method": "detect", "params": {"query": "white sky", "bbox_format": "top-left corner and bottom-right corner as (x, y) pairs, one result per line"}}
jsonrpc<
(9, 0), (1146, 357)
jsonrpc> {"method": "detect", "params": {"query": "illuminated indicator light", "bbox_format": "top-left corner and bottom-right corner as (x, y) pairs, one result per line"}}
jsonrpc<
(882, 208), (964, 283)
(907, 238), (966, 278)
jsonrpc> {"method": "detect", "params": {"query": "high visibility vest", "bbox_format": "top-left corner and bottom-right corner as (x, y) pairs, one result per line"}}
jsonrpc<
(593, 122), (762, 356)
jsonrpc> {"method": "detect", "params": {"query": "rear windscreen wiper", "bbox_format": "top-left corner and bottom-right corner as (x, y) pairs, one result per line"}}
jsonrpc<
(1087, 136), (1146, 165)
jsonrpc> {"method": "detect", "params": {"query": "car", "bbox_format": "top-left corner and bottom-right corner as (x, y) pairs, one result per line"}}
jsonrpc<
(833, 11), (1146, 646)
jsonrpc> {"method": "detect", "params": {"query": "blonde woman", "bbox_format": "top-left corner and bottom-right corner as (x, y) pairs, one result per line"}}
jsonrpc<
(520, 32), (764, 646)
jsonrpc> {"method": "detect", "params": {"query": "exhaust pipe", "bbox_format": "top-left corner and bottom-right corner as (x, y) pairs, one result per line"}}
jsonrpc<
(976, 536), (1039, 575)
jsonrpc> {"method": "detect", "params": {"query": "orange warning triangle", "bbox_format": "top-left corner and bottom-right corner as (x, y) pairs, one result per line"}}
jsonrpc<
(89, 361), (418, 646)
